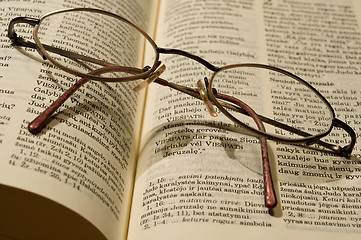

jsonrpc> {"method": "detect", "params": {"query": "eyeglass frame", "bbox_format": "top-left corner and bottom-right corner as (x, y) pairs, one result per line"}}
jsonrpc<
(7, 8), (357, 208)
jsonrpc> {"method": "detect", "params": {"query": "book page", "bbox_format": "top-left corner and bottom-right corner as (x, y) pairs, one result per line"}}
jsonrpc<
(128, 0), (361, 239)
(0, 1), (158, 240)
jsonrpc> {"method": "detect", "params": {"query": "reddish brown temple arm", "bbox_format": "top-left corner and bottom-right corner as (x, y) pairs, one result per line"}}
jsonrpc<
(28, 66), (141, 134)
(215, 94), (277, 208)
(28, 77), (88, 134)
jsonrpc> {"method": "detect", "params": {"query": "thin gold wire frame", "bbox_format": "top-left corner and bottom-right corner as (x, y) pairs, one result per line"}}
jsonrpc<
(8, 8), (356, 156)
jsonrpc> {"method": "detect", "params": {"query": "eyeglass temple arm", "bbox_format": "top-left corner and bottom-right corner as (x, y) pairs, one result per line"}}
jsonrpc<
(219, 94), (277, 208)
(27, 65), (142, 134)
(8, 17), (114, 67)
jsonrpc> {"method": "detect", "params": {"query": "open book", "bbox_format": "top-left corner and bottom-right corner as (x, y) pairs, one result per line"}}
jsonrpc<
(1, 0), (361, 239)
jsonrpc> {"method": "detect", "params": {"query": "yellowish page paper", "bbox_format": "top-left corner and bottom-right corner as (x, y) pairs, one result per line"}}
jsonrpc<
(128, 0), (361, 239)
(0, 1), (158, 239)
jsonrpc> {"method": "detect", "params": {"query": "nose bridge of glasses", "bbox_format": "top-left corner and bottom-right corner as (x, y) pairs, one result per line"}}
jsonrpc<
(133, 65), (166, 92)
(156, 47), (220, 72)
(156, 47), (223, 116)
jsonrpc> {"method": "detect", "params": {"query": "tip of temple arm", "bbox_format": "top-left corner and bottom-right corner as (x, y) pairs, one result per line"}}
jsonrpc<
(28, 119), (44, 135)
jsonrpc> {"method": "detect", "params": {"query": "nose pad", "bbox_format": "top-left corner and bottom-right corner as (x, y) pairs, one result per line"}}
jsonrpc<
(197, 79), (218, 117)
(133, 64), (166, 92)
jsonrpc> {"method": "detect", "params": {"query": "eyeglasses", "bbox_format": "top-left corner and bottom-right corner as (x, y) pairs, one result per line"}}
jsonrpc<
(8, 8), (356, 209)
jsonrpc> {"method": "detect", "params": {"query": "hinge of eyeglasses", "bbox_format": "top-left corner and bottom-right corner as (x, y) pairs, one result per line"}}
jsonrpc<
(197, 78), (218, 117)
(36, 47), (47, 60)
(133, 64), (166, 92)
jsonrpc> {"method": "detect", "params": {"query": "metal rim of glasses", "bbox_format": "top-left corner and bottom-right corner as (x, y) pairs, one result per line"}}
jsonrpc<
(32, 8), (160, 82)
(208, 63), (337, 144)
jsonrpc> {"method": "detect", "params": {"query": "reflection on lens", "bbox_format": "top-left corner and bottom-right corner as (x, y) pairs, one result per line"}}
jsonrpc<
(211, 65), (334, 140)
(35, 9), (157, 79)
